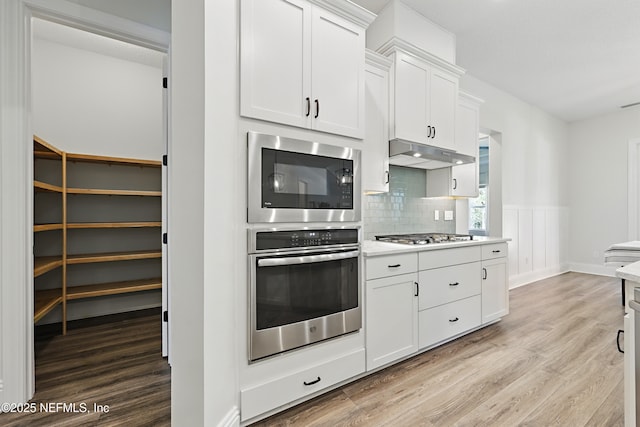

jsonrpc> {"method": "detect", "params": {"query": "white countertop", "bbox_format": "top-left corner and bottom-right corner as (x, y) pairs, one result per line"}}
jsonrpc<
(616, 261), (640, 282)
(362, 236), (511, 257)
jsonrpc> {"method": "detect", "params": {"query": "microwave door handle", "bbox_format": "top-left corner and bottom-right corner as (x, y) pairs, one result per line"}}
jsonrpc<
(257, 250), (360, 267)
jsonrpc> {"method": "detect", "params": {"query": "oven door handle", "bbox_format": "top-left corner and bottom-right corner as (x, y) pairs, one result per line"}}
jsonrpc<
(257, 250), (360, 267)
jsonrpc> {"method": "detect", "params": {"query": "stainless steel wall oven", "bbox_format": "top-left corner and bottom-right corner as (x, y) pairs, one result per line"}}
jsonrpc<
(248, 227), (361, 361)
(247, 132), (361, 223)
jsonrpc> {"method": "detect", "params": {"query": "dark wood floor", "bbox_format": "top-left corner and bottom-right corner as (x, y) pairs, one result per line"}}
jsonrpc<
(0, 309), (170, 427)
(253, 272), (625, 426)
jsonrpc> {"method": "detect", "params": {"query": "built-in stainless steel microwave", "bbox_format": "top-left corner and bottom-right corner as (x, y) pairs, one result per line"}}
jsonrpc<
(247, 132), (361, 223)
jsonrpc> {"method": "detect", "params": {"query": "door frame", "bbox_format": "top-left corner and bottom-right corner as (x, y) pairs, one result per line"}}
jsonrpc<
(0, 0), (169, 404)
(628, 138), (640, 240)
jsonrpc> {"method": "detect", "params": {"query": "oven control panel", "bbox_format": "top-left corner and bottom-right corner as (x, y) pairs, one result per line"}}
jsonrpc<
(255, 228), (359, 251)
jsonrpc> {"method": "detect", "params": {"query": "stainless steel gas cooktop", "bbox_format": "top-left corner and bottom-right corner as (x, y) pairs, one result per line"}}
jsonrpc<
(375, 233), (473, 245)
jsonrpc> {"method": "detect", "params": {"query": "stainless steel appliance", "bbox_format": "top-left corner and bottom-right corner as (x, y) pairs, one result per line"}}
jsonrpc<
(389, 139), (475, 170)
(248, 227), (361, 361)
(247, 132), (361, 223)
(375, 232), (474, 245)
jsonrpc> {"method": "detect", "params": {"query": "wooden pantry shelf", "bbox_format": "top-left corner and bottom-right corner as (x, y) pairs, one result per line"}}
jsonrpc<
(67, 188), (161, 197)
(34, 180), (63, 193)
(34, 289), (63, 323)
(66, 152), (161, 167)
(67, 222), (161, 229)
(34, 223), (64, 232)
(67, 250), (161, 265)
(66, 278), (162, 300)
(34, 256), (63, 277)
(34, 135), (63, 157)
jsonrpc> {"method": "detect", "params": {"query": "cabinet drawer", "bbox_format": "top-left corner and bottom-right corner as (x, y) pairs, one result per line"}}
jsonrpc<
(418, 246), (481, 270)
(482, 243), (507, 260)
(241, 349), (365, 421)
(366, 253), (418, 280)
(418, 262), (481, 309)
(418, 295), (481, 349)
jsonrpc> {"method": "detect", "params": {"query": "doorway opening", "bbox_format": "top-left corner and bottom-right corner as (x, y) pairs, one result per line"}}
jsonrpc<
(29, 15), (170, 420)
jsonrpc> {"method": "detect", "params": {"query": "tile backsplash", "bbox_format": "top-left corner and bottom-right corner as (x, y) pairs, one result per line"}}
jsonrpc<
(363, 166), (456, 241)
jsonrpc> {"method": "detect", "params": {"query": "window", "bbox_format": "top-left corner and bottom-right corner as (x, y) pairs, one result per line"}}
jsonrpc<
(469, 143), (489, 235)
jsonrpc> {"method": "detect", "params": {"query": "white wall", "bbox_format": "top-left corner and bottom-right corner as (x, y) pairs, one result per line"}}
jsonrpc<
(459, 74), (571, 287)
(171, 0), (240, 426)
(32, 35), (164, 159)
(568, 106), (640, 275)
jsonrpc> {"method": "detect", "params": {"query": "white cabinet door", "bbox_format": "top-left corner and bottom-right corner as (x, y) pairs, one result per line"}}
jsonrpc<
(240, 0), (311, 128)
(481, 257), (508, 323)
(451, 93), (481, 197)
(393, 52), (429, 144)
(363, 53), (390, 193)
(241, 0), (365, 139)
(391, 51), (459, 151)
(365, 272), (418, 371)
(311, 9), (364, 138)
(429, 68), (457, 151)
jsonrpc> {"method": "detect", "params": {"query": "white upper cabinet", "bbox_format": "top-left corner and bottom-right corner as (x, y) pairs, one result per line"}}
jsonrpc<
(240, 0), (374, 139)
(390, 50), (460, 151)
(363, 50), (391, 193)
(426, 92), (483, 198)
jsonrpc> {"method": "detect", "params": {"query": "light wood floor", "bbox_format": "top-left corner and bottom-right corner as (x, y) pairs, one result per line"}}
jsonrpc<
(0, 309), (170, 427)
(253, 272), (625, 426)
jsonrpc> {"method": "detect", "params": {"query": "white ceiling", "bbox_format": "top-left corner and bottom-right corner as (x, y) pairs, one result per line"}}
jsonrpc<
(352, 0), (640, 123)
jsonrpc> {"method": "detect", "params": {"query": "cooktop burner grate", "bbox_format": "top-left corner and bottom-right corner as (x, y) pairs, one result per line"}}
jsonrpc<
(375, 233), (473, 245)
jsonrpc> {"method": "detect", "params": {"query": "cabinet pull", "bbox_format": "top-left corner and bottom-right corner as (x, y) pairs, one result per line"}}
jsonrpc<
(427, 125), (432, 138)
(492, 249), (501, 253)
(415, 282), (419, 297)
(303, 376), (321, 386)
(388, 264), (401, 268)
(482, 267), (488, 280)
(453, 178), (457, 190)
(385, 171), (390, 184)
(305, 97), (310, 117)
(449, 282), (459, 287)
(432, 126), (436, 139)
(314, 99), (319, 118)
(449, 317), (459, 322)
(617, 329), (624, 353)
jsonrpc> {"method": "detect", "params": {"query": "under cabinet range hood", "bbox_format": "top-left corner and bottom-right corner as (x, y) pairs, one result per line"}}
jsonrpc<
(389, 139), (475, 170)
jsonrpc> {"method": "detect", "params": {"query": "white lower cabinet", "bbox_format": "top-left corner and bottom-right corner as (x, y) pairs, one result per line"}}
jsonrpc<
(481, 243), (509, 323)
(364, 243), (509, 368)
(419, 295), (481, 349)
(365, 272), (419, 370)
(241, 349), (365, 421)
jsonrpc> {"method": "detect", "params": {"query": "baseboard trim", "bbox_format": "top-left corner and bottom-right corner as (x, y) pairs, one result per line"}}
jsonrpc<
(218, 406), (240, 427)
(568, 262), (617, 278)
(509, 265), (570, 289)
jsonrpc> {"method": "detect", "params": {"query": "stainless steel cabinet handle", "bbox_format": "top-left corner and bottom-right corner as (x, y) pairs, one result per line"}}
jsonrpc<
(449, 282), (459, 287)
(482, 267), (487, 280)
(388, 264), (401, 268)
(449, 317), (459, 322)
(492, 250), (501, 253)
(432, 126), (436, 139)
(385, 171), (390, 184)
(453, 178), (457, 190)
(258, 250), (359, 267)
(305, 97), (310, 117)
(314, 99), (319, 118)
(415, 282), (419, 297)
(427, 125), (432, 138)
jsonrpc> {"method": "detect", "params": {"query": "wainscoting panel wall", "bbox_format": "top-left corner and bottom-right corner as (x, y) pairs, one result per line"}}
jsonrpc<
(503, 205), (569, 288)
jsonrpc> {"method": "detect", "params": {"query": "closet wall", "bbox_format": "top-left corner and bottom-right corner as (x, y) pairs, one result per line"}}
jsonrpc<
(32, 19), (165, 324)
